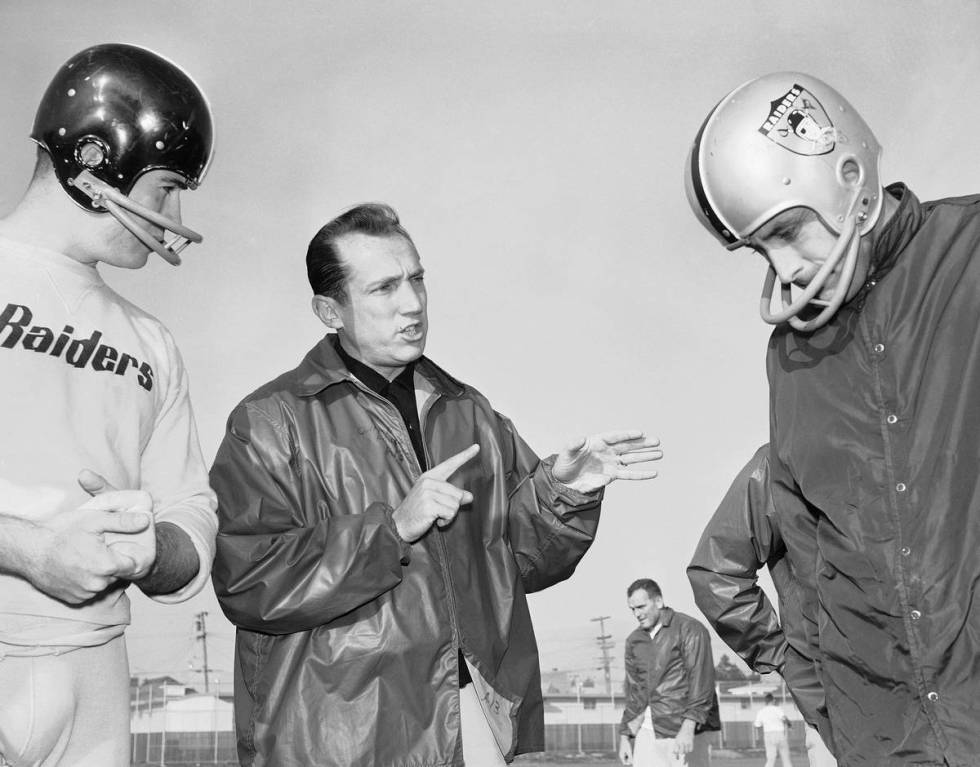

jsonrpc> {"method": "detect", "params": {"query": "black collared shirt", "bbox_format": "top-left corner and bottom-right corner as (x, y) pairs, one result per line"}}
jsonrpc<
(335, 341), (427, 471)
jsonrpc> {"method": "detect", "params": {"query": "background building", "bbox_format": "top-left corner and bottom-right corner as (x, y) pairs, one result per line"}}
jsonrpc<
(128, 667), (808, 764)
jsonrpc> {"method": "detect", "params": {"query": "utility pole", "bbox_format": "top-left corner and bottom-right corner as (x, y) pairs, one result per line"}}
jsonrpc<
(591, 615), (614, 696)
(195, 611), (211, 693)
(591, 615), (617, 750)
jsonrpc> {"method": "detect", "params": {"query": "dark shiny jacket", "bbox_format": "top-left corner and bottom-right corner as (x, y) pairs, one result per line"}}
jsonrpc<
(687, 445), (834, 746)
(619, 608), (721, 739)
(210, 336), (602, 767)
(694, 186), (980, 765)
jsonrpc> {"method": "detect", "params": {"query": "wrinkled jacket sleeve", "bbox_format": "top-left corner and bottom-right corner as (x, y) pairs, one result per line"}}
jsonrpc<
(686, 445), (829, 734)
(687, 445), (786, 672)
(210, 401), (410, 635)
(678, 618), (717, 726)
(495, 412), (603, 594)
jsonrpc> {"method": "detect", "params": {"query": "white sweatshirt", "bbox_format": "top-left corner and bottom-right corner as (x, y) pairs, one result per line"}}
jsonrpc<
(0, 235), (217, 648)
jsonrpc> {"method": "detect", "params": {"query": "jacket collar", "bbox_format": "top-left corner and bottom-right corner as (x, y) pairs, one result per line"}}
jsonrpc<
(629, 606), (675, 641)
(867, 183), (922, 285)
(293, 334), (466, 399)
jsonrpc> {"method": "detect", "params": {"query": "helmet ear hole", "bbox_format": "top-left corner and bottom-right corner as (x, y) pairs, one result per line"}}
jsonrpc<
(839, 157), (862, 186)
(75, 136), (108, 171)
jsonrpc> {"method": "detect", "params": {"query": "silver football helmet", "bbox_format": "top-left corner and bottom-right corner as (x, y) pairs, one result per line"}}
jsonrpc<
(685, 72), (883, 331)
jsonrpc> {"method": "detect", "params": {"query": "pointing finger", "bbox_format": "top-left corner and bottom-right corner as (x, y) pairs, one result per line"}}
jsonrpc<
(426, 444), (480, 482)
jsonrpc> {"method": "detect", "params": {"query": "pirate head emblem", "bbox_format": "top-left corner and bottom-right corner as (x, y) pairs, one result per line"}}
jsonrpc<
(758, 84), (835, 155)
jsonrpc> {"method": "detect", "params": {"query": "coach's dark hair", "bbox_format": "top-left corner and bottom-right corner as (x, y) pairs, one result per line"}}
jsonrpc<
(306, 202), (415, 302)
(764, 693), (775, 704)
(626, 578), (662, 600)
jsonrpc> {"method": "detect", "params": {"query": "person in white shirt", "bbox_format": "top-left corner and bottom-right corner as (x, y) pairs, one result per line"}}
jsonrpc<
(755, 693), (792, 767)
(0, 43), (217, 767)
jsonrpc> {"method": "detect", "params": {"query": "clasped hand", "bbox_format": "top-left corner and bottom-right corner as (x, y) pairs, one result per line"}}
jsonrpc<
(27, 470), (156, 604)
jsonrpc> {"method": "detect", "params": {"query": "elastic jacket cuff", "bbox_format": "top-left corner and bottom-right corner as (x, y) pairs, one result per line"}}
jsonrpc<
(537, 455), (605, 511)
(377, 502), (412, 564)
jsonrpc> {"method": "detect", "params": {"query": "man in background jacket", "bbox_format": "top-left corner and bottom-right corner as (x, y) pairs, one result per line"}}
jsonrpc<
(618, 579), (719, 767)
(684, 70), (980, 764)
(209, 202), (662, 767)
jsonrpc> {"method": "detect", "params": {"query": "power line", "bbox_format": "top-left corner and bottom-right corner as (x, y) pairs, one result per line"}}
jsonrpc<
(591, 614), (620, 751)
(591, 615), (615, 697)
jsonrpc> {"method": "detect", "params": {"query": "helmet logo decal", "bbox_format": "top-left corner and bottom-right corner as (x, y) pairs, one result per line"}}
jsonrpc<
(758, 84), (835, 156)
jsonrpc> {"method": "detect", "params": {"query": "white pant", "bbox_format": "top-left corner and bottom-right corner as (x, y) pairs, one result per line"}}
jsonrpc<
(0, 635), (129, 767)
(763, 731), (792, 767)
(633, 727), (712, 767)
(459, 684), (508, 767)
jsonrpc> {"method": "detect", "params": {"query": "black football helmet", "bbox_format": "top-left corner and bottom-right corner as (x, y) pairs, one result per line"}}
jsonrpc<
(31, 43), (215, 265)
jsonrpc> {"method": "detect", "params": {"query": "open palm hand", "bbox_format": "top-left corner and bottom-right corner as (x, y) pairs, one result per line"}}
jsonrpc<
(552, 430), (662, 494)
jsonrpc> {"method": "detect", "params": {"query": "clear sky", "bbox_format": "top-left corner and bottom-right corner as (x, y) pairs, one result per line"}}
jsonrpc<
(2, 1), (978, 691)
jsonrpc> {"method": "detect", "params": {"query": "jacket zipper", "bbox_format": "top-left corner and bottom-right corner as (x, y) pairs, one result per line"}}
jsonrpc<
(347, 378), (421, 476)
(417, 390), (466, 684)
(351, 378), (464, 678)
